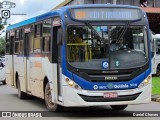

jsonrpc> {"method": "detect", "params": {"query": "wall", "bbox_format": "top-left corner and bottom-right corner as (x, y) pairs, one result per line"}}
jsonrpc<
(65, 0), (160, 8)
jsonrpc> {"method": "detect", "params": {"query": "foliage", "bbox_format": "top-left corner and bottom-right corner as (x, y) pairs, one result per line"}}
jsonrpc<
(152, 77), (160, 95)
(0, 37), (5, 55)
(0, 17), (4, 30)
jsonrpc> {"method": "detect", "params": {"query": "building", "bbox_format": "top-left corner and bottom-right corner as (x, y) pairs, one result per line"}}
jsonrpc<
(52, 0), (160, 34)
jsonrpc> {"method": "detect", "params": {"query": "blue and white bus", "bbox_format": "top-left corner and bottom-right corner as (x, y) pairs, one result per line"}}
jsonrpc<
(5, 4), (152, 111)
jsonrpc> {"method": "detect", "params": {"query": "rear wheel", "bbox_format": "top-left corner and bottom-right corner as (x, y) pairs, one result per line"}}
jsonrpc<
(17, 78), (28, 99)
(110, 105), (128, 110)
(45, 83), (63, 112)
(2, 80), (6, 85)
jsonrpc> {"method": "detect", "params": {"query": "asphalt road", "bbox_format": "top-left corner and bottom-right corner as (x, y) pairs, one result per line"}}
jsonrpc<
(0, 83), (160, 120)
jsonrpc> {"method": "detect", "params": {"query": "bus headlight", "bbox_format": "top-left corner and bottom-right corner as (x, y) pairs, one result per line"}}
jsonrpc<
(65, 78), (81, 90)
(138, 76), (151, 89)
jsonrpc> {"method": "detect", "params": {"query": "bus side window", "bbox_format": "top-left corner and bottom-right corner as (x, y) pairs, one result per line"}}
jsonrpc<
(15, 29), (20, 54)
(34, 24), (42, 53)
(6, 32), (10, 54)
(10, 33), (15, 55)
(156, 39), (160, 54)
(52, 26), (62, 63)
(19, 28), (24, 54)
(42, 36), (51, 52)
(29, 25), (34, 53)
(42, 19), (51, 52)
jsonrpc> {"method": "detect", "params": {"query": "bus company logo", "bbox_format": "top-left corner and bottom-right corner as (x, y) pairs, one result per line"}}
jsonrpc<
(102, 61), (109, 69)
(93, 85), (98, 90)
(114, 84), (129, 89)
(105, 76), (118, 80)
(107, 83), (114, 89)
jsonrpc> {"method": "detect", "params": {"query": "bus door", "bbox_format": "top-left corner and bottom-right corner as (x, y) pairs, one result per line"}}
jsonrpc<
(53, 17), (63, 101)
(24, 31), (31, 92)
(57, 27), (63, 100)
(5, 32), (14, 86)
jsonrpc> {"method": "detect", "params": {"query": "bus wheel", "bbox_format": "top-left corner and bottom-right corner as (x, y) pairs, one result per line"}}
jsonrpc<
(17, 78), (28, 99)
(2, 80), (6, 85)
(110, 105), (128, 110)
(45, 83), (63, 112)
(156, 66), (160, 76)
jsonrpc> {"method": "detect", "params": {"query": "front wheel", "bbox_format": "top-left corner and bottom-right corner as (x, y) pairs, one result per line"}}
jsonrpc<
(45, 83), (63, 112)
(110, 105), (128, 110)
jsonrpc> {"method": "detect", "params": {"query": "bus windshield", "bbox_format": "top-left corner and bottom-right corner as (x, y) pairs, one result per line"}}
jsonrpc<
(67, 25), (148, 70)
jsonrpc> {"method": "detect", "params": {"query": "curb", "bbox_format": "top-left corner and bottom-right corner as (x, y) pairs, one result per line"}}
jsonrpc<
(151, 95), (160, 102)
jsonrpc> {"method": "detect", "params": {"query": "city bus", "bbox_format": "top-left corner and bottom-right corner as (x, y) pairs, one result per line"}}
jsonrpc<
(151, 34), (160, 75)
(5, 4), (152, 112)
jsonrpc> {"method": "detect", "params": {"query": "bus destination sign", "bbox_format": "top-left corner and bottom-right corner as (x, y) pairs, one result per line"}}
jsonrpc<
(70, 8), (141, 21)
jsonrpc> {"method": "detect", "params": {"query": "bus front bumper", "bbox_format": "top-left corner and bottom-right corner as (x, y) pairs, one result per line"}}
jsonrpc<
(62, 84), (151, 107)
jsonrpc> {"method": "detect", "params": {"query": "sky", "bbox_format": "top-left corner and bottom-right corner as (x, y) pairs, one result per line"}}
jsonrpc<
(0, 0), (64, 36)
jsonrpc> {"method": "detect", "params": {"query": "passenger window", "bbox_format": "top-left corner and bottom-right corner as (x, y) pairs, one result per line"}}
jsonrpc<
(19, 28), (24, 54)
(15, 42), (19, 53)
(6, 32), (10, 54)
(43, 19), (51, 36)
(29, 26), (34, 53)
(156, 39), (160, 54)
(34, 24), (42, 53)
(15, 30), (20, 54)
(42, 19), (51, 52)
(42, 36), (51, 52)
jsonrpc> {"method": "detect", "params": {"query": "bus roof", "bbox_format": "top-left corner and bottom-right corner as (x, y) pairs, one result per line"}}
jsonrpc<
(6, 4), (142, 31)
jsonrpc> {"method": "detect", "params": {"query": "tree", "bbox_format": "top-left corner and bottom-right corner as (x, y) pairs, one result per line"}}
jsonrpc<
(0, 37), (5, 55)
(0, 16), (5, 55)
(0, 17), (4, 30)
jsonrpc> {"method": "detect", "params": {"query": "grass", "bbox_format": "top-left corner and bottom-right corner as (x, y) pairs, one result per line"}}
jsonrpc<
(152, 77), (160, 95)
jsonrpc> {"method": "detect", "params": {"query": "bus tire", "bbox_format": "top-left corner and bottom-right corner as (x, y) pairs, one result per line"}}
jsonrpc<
(45, 83), (63, 112)
(110, 105), (128, 110)
(156, 65), (160, 76)
(2, 80), (6, 85)
(17, 78), (28, 99)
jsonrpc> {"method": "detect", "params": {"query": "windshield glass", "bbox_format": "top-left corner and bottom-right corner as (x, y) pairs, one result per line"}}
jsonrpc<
(67, 25), (148, 70)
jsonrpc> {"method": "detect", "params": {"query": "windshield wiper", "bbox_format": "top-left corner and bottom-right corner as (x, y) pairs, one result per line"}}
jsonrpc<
(116, 22), (130, 44)
(85, 22), (102, 40)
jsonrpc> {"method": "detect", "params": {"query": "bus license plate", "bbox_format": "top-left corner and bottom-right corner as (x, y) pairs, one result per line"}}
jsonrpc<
(103, 92), (118, 98)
